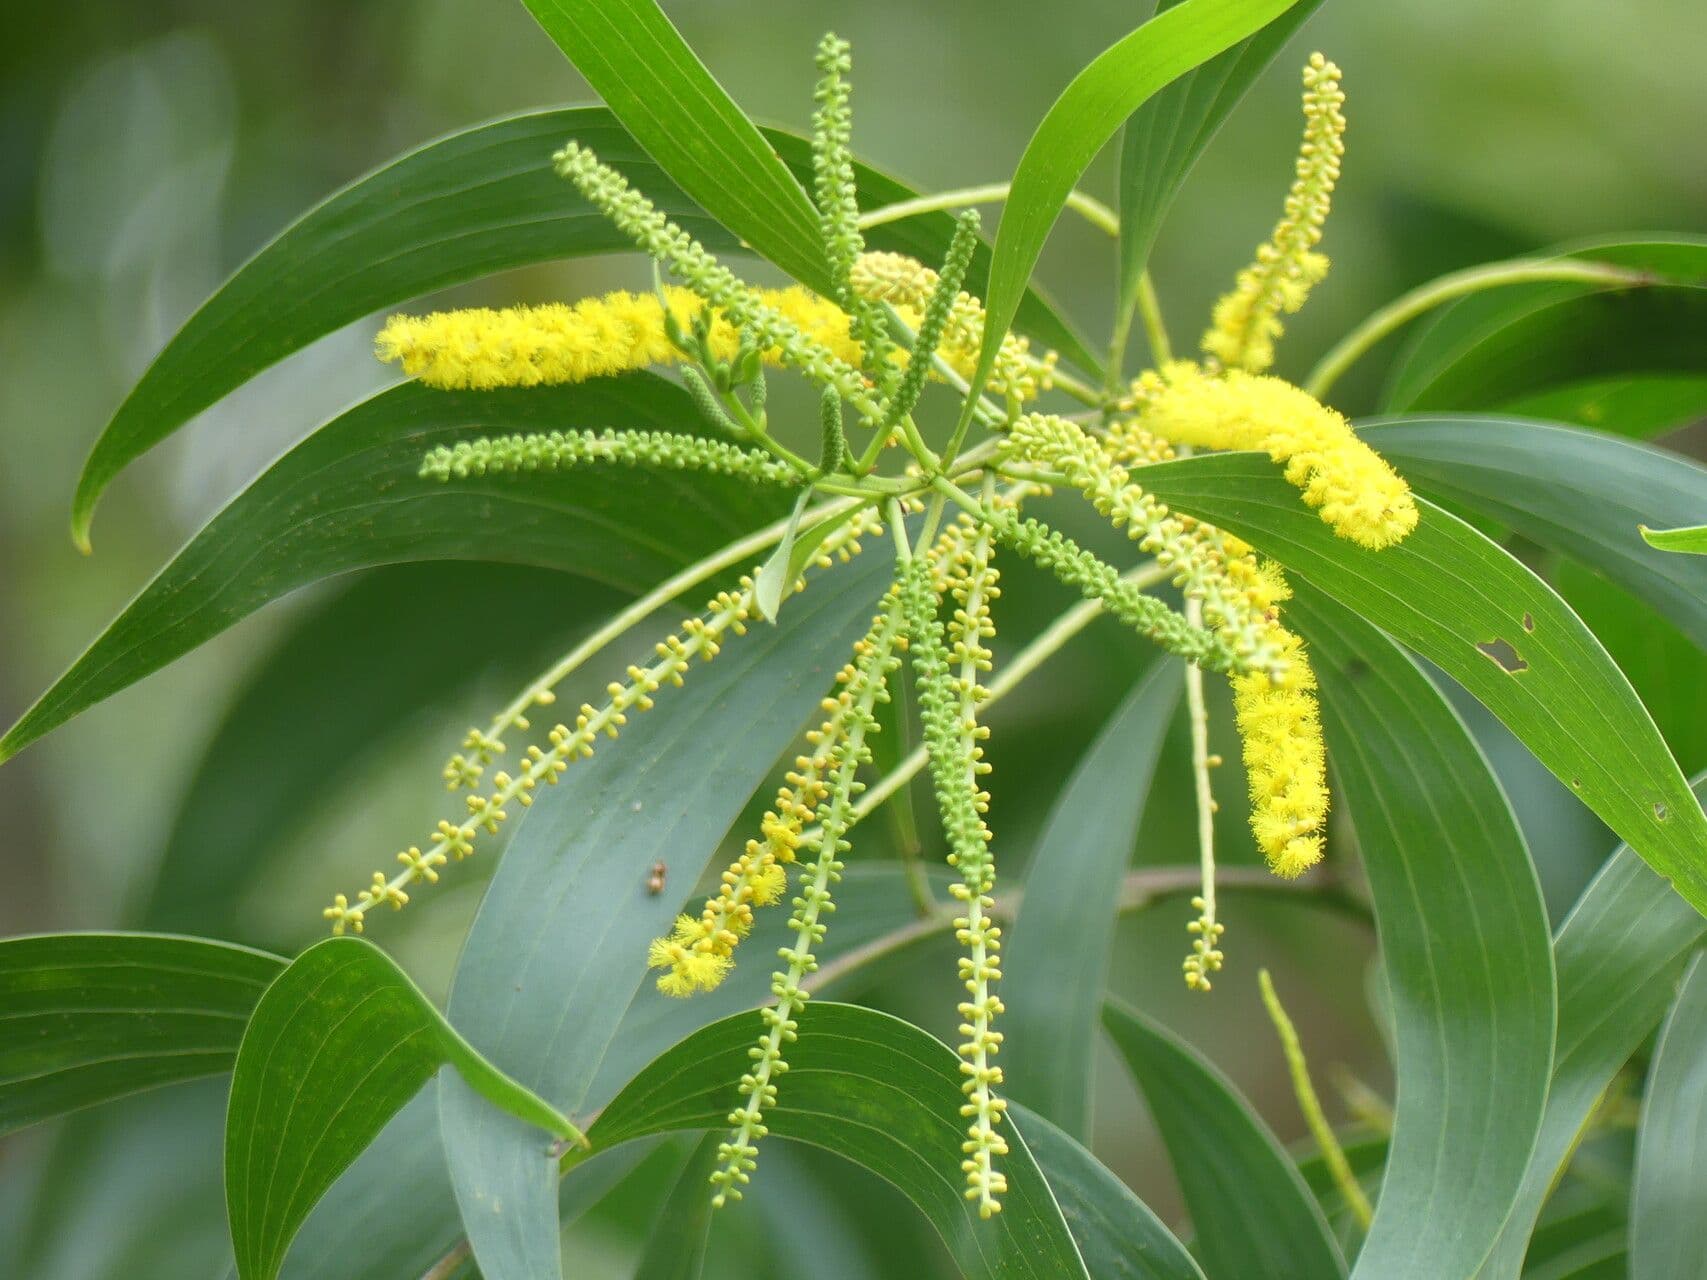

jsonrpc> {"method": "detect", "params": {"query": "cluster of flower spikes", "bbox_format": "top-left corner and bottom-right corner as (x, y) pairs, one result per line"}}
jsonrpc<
(708, 587), (907, 1208)
(322, 502), (884, 936)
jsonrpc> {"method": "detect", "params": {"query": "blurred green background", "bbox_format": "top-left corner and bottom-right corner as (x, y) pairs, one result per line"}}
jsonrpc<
(1, 1), (1703, 1275)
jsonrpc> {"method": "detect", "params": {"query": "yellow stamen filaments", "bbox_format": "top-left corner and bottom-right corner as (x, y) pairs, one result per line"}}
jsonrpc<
(1133, 362), (1418, 550)
(376, 286), (861, 392)
(711, 591), (905, 1206)
(851, 251), (1054, 403)
(924, 517), (1010, 1218)
(1202, 53), (1346, 375)
(1000, 413), (1287, 677)
(322, 578), (760, 936)
(1232, 584), (1329, 879)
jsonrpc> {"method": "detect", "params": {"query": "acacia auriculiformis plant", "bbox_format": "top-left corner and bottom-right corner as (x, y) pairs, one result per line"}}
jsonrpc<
(322, 36), (1416, 1216)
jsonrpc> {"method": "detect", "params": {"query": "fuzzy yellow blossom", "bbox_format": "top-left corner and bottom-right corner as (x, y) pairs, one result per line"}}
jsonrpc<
(851, 251), (1053, 403)
(1135, 361), (1418, 550)
(1230, 566), (1328, 878)
(1203, 53), (1346, 374)
(376, 285), (859, 390)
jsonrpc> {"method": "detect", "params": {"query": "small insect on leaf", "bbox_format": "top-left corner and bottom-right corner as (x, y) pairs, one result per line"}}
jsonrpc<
(647, 860), (667, 895)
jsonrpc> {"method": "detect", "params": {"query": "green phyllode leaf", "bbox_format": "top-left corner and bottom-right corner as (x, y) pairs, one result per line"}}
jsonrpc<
(1116, 0), (1325, 315)
(1002, 659), (1180, 1140)
(1382, 238), (1707, 429)
(589, 1003), (1090, 1279)
(1364, 416), (1707, 648)
(5, 374), (779, 764)
(68, 107), (1088, 546)
(224, 937), (577, 1280)
(1475, 775), (1707, 1280)
(1011, 1102), (1206, 1280)
(1629, 953), (1707, 1280)
(1293, 585), (1554, 1279)
(972, 0), (1302, 400)
(1139, 451), (1707, 918)
(0, 933), (282, 1137)
(1103, 1000), (1347, 1280)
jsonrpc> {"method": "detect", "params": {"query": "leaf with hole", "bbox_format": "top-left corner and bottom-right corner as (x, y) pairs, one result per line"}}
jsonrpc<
(1139, 450), (1707, 918)
(1291, 584), (1554, 1279)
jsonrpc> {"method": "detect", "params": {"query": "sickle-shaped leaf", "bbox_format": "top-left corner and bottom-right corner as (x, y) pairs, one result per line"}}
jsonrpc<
(1630, 954), (1707, 1280)
(518, 0), (826, 293)
(140, 562), (617, 947)
(1363, 416), (1707, 648)
(436, 548), (896, 1280)
(225, 937), (577, 1280)
(1291, 585), (1555, 1279)
(1011, 1102), (1205, 1280)
(1003, 658), (1180, 1139)
(1382, 238), (1707, 425)
(1102, 999), (1346, 1280)
(1116, 0), (1324, 308)
(1138, 451), (1707, 918)
(589, 1003), (1089, 1279)
(971, 0), (1301, 400)
(1475, 775), (1707, 1280)
(0, 933), (282, 1137)
(70, 109), (1086, 548)
(5, 373), (781, 764)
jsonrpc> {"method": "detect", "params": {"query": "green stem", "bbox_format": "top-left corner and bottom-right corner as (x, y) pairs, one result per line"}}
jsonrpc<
(1303, 258), (1660, 400)
(859, 183), (1119, 238)
(1259, 968), (1374, 1229)
(1136, 272), (1174, 368)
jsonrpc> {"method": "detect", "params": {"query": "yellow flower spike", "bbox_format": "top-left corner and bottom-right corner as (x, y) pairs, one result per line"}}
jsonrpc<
(1231, 619), (1329, 878)
(1135, 362), (1418, 549)
(376, 285), (860, 390)
(1203, 53), (1346, 374)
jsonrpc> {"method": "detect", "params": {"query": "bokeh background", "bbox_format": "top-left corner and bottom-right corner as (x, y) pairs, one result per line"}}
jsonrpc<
(2, 1), (1704, 1275)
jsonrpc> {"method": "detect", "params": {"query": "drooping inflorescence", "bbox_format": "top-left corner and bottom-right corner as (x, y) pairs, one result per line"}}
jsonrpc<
(1202, 53), (1346, 374)
(323, 33), (1421, 1220)
(708, 588), (906, 1206)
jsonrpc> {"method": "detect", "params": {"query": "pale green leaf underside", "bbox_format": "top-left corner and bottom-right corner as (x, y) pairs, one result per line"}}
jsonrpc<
(1630, 953), (1707, 1279)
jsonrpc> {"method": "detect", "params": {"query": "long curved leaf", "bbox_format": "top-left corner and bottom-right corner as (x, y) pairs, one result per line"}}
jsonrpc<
(1011, 1102), (1205, 1280)
(1003, 659), (1179, 1139)
(1116, 0), (1324, 306)
(5, 373), (778, 764)
(1292, 585), (1555, 1278)
(436, 548), (896, 1280)
(0, 933), (281, 1137)
(1364, 417), (1707, 648)
(71, 107), (1087, 544)
(518, 0), (825, 293)
(589, 1002), (1088, 1279)
(1476, 775), (1707, 1280)
(1629, 954), (1707, 1280)
(1102, 1000), (1346, 1280)
(973, 0), (1300, 398)
(225, 937), (575, 1280)
(1139, 451), (1707, 918)
(1382, 238), (1707, 425)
